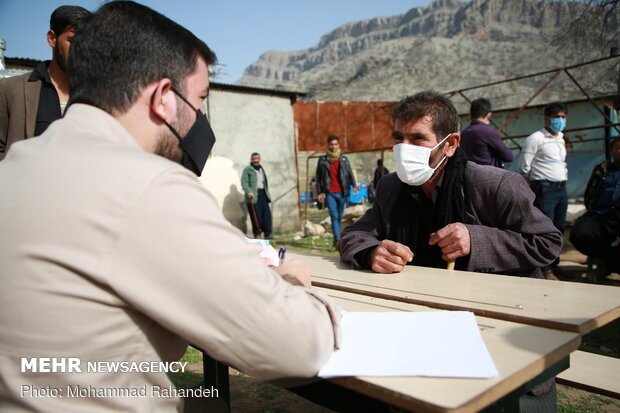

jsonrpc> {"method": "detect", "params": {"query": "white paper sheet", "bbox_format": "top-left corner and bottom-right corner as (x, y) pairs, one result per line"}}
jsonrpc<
(245, 237), (279, 266)
(259, 245), (279, 267)
(318, 311), (498, 378)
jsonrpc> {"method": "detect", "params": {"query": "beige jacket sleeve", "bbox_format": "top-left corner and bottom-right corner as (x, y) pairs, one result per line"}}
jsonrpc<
(106, 168), (341, 381)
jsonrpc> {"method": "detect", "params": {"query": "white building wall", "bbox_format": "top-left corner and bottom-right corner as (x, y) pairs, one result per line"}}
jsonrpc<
(198, 89), (299, 234)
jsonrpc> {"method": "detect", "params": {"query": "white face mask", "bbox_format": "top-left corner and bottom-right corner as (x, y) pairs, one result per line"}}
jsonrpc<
(393, 134), (451, 186)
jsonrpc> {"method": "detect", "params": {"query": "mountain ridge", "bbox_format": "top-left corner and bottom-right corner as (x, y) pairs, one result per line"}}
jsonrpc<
(236, 0), (618, 108)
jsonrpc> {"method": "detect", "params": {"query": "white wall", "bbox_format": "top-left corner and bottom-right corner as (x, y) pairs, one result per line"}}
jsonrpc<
(199, 89), (299, 234)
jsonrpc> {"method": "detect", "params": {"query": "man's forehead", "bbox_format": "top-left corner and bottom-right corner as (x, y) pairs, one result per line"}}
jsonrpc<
(394, 116), (434, 132)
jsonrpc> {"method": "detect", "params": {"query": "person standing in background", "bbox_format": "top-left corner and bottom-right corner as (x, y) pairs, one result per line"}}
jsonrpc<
(0, 5), (91, 160)
(373, 158), (390, 189)
(242, 152), (273, 239)
(315, 135), (357, 248)
(518, 101), (569, 280)
(460, 98), (514, 168)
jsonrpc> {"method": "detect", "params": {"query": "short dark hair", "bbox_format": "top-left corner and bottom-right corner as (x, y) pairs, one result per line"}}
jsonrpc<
(251, 152), (260, 157)
(50, 5), (91, 35)
(390, 90), (460, 142)
(327, 136), (340, 143)
(377, 159), (383, 166)
(470, 98), (492, 119)
(69, 1), (217, 115)
(544, 102), (567, 117)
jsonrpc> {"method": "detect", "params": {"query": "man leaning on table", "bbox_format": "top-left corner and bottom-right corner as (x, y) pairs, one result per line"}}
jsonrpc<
(340, 90), (562, 277)
(339, 90), (562, 411)
(0, 2), (341, 412)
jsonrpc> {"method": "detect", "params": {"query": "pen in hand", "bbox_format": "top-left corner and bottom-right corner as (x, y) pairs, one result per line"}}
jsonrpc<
(278, 247), (286, 265)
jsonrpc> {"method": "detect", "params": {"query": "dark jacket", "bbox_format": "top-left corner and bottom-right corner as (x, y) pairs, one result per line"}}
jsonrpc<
(241, 165), (271, 204)
(0, 70), (42, 160)
(584, 161), (607, 211)
(460, 120), (514, 168)
(315, 154), (356, 197)
(373, 166), (389, 189)
(340, 162), (562, 278)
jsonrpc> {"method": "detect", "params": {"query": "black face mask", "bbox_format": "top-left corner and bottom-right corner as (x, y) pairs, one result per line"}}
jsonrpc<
(163, 87), (216, 176)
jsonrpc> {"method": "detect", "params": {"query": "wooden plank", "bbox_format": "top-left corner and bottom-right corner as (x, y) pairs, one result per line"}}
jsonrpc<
(293, 252), (620, 334)
(318, 287), (580, 413)
(557, 350), (620, 399)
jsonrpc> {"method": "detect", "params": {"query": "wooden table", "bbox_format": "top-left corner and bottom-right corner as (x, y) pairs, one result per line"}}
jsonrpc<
(201, 251), (618, 412)
(318, 287), (580, 413)
(288, 252), (620, 334)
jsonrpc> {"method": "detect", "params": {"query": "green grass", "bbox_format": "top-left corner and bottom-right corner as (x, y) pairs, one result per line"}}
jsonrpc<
(270, 206), (340, 256)
(272, 230), (339, 256)
(557, 387), (620, 412)
(170, 371), (204, 389)
(180, 346), (203, 364)
(170, 347), (203, 389)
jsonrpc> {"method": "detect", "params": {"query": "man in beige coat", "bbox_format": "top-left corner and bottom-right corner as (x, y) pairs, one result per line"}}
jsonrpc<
(0, 2), (340, 412)
(0, 5), (91, 160)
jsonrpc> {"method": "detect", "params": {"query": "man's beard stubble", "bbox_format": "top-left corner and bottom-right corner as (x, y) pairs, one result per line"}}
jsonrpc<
(53, 43), (67, 73)
(154, 102), (192, 163)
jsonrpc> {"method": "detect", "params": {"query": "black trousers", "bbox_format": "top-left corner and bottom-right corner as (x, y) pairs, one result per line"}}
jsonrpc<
(570, 210), (620, 272)
(247, 188), (272, 238)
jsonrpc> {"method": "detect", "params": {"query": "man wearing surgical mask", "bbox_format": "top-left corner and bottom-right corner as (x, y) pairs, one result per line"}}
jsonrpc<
(517, 102), (569, 281)
(340, 91), (562, 282)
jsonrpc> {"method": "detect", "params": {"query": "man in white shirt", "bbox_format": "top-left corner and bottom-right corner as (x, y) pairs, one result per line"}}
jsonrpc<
(518, 102), (568, 280)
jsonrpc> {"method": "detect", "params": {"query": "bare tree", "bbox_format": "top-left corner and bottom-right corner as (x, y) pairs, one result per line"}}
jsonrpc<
(556, 0), (618, 56)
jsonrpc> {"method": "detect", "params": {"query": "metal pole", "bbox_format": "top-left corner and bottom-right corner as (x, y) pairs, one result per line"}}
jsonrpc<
(564, 68), (620, 136)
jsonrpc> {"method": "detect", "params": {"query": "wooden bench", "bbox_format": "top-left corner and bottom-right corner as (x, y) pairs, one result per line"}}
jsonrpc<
(557, 350), (620, 399)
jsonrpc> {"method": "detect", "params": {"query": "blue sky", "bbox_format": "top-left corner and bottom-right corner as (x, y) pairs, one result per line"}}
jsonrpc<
(0, 0), (431, 83)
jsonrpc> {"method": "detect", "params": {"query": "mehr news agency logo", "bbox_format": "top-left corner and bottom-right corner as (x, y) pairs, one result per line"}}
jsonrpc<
(20, 357), (218, 399)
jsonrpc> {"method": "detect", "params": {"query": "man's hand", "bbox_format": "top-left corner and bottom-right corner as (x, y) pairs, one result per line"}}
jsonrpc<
(353, 187), (358, 195)
(247, 192), (254, 200)
(275, 259), (312, 288)
(317, 193), (325, 203)
(370, 240), (413, 273)
(429, 223), (471, 263)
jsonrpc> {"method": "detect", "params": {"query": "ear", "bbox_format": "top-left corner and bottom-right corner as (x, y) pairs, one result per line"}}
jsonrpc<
(47, 30), (57, 48)
(444, 133), (460, 157)
(149, 78), (176, 123)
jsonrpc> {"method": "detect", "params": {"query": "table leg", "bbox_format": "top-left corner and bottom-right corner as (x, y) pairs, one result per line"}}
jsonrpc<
(202, 352), (230, 408)
(481, 356), (569, 413)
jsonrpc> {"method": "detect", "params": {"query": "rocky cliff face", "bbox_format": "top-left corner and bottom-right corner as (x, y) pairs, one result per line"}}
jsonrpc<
(237, 0), (618, 108)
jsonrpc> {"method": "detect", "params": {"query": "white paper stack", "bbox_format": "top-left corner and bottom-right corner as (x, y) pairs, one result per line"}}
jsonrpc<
(318, 311), (498, 378)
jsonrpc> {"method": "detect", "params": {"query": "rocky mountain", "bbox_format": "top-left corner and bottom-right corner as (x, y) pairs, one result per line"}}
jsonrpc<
(237, 0), (619, 109)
